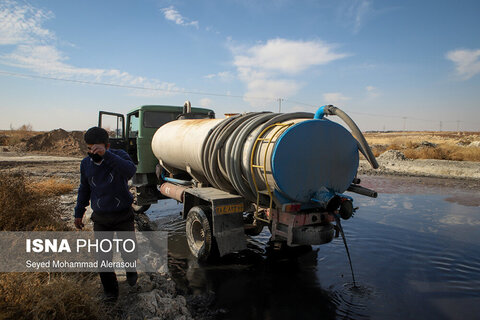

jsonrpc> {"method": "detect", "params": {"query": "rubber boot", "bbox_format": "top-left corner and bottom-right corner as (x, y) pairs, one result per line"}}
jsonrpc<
(126, 271), (138, 286)
(100, 272), (118, 302)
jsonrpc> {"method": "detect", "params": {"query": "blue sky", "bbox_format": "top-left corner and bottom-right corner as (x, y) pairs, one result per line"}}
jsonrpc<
(0, 0), (479, 131)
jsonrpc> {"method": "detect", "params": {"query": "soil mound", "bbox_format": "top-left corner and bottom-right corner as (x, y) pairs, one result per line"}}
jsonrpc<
(22, 129), (86, 156)
(378, 150), (407, 161)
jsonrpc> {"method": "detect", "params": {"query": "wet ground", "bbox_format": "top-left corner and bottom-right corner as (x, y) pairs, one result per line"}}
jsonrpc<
(150, 175), (480, 319)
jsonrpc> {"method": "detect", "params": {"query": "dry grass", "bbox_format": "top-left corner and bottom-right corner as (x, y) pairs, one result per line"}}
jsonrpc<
(0, 173), (112, 320)
(402, 145), (480, 161)
(27, 178), (75, 197)
(365, 131), (480, 162)
(0, 273), (109, 320)
(0, 173), (69, 231)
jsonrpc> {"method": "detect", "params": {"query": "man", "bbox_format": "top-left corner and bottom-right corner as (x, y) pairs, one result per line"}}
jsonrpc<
(74, 126), (138, 301)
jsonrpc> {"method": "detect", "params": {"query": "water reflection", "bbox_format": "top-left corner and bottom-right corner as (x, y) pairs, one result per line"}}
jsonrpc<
(147, 191), (480, 319)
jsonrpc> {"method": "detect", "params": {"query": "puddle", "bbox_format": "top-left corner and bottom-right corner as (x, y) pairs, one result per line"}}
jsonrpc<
(147, 180), (480, 319)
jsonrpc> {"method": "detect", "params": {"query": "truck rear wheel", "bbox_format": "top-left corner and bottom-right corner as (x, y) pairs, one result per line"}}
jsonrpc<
(186, 205), (218, 262)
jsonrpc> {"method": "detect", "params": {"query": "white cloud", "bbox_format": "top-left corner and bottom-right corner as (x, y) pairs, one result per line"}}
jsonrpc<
(231, 38), (348, 106)
(0, 1), (181, 97)
(161, 6), (199, 29)
(0, 0), (54, 45)
(323, 92), (350, 106)
(199, 98), (212, 107)
(290, 105), (309, 112)
(243, 78), (299, 104)
(365, 85), (380, 98)
(233, 38), (347, 74)
(204, 71), (233, 81)
(340, 0), (372, 34)
(446, 48), (480, 80)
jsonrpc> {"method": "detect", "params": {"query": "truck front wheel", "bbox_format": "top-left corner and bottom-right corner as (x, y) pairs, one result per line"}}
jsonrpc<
(186, 205), (218, 262)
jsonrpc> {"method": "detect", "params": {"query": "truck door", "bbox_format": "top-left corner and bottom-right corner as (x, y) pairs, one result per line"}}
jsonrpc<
(98, 111), (126, 150)
(126, 111), (139, 164)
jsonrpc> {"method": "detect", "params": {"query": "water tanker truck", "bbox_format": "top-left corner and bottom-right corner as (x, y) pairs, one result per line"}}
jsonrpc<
(98, 102), (378, 261)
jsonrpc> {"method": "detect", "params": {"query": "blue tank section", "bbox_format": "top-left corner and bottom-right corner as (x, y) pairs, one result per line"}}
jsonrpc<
(271, 119), (359, 204)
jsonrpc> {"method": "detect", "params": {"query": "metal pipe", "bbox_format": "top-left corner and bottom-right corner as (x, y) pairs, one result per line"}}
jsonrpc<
(347, 184), (378, 198)
(161, 169), (193, 186)
(159, 182), (188, 202)
(183, 100), (192, 114)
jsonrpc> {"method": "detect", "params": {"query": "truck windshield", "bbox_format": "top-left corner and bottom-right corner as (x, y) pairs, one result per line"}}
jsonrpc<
(143, 111), (178, 128)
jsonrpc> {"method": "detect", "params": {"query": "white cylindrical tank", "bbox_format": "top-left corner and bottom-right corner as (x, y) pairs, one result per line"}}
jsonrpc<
(152, 119), (223, 183)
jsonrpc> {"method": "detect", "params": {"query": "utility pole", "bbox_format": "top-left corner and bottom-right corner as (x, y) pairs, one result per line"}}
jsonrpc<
(278, 98), (283, 113)
(439, 121), (442, 132)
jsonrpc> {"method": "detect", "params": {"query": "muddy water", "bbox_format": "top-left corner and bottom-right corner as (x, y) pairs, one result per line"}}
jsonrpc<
(147, 177), (480, 320)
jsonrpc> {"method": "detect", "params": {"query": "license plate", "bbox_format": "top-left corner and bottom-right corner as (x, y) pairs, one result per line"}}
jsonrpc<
(215, 203), (244, 215)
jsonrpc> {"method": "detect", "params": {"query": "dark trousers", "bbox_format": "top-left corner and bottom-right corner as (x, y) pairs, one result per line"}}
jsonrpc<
(92, 208), (137, 294)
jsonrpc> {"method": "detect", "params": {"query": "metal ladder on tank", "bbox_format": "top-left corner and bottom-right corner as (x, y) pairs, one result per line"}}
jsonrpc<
(250, 122), (294, 222)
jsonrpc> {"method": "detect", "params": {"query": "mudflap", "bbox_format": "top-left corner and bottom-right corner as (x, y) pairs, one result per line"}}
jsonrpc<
(212, 212), (247, 256)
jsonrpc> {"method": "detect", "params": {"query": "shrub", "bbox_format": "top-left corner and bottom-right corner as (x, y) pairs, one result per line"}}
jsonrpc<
(0, 273), (109, 320)
(0, 173), (111, 319)
(0, 173), (69, 231)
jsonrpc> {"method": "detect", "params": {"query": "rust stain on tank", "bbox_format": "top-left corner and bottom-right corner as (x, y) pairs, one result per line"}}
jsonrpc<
(175, 119), (219, 129)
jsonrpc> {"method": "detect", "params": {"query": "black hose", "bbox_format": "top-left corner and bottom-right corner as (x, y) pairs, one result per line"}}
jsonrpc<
(208, 113), (257, 192)
(199, 112), (316, 202)
(201, 114), (240, 189)
(322, 105), (379, 169)
(227, 113), (277, 201)
(198, 110), (380, 208)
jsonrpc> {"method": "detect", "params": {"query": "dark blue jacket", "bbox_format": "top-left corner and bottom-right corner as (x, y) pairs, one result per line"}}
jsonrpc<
(74, 149), (136, 219)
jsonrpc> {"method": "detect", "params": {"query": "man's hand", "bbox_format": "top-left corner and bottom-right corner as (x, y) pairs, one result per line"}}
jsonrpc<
(91, 144), (106, 156)
(74, 218), (84, 230)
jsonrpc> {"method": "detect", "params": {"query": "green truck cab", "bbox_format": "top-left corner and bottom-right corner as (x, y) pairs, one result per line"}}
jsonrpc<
(98, 103), (214, 212)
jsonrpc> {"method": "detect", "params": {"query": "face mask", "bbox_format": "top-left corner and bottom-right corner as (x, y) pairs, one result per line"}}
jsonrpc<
(88, 152), (103, 163)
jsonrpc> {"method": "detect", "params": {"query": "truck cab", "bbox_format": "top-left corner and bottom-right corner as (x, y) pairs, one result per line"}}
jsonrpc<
(98, 103), (215, 212)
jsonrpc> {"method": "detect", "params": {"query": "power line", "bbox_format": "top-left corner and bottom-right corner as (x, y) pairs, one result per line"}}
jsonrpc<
(1, 69), (479, 127)
(0, 69), (269, 101)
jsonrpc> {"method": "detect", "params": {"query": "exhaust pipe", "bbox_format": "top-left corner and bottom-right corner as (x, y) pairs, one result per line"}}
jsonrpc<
(159, 182), (189, 202)
(347, 184), (378, 198)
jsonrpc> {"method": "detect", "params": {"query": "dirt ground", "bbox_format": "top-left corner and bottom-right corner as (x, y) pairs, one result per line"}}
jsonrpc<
(1, 148), (479, 318)
(359, 149), (480, 180)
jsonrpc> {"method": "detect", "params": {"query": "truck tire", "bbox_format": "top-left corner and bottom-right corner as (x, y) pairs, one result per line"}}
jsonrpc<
(129, 186), (151, 213)
(186, 205), (218, 262)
